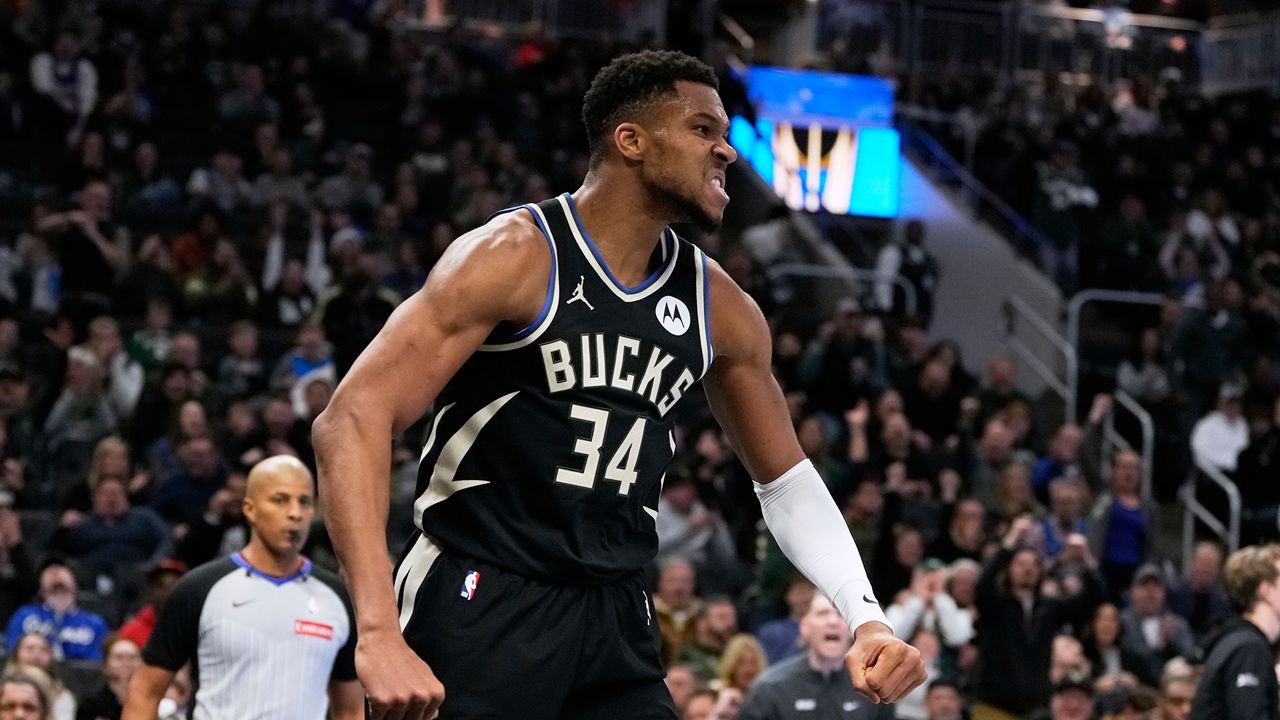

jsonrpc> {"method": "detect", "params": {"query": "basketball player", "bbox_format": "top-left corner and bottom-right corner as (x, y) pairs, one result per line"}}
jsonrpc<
(313, 49), (925, 720)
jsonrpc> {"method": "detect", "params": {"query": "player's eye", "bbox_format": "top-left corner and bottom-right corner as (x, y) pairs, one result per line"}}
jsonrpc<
(695, 125), (710, 136)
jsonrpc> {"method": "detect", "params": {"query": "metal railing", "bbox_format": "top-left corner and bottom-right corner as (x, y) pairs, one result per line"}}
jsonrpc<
(1001, 294), (1074, 417)
(1101, 389), (1155, 504)
(766, 263), (918, 319)
(1065, 289), (1165, 420)
(898, 119), (1054, 267)
(1200, 12), (1280, 97)
(401, 0), (668, 42)
(1181, 458), (1241, 569)
(818, 0), (1202, 86)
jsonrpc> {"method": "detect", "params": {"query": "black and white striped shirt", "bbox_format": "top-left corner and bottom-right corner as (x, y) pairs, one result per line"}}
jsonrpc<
(142, 553), (357, 720)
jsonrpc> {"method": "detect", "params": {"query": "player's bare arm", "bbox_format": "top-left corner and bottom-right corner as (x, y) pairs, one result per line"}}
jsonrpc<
(702, 260), (926, 704)
(121, 663), (176, 720)
(312, 211), (551, 720)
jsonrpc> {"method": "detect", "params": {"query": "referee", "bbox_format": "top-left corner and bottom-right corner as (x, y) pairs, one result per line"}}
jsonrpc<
(1187, 544), (1280, 720)
(122, 456), (362, 720)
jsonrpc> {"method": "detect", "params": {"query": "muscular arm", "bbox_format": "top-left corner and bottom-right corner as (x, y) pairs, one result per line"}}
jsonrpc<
(121, 664), (175, 720)
(702, 260), (922, 702)
(312, 215), (547, 633)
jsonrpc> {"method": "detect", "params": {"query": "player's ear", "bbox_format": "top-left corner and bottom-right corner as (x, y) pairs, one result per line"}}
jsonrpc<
(613, 122), (647, 162)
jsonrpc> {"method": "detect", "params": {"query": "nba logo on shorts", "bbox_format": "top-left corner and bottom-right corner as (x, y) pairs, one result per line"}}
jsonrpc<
(459, 570), (481, 600)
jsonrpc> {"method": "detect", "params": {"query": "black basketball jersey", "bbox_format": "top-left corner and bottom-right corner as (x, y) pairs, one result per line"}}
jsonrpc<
(410, 193), (712, 585)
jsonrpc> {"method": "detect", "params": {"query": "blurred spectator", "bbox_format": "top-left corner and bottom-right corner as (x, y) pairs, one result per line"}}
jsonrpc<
(655, 559), (701, 667)
(886, 560), (974, 650)
(930, 494), (985, 564)
(676, 597), (739, 683)
(875, 219), (939, 325)
(51, 475), (171, 571)
(43, 347), (118, 495)
(1189, 383), (1249, 473)
(1116, 328), (1173, 407)
(5, 560), (108, 661)
(755, 575), (814, 664)
(716, 634), (767, 694)
(1157, 669), (1197, 720)
(0, 501), (36, 624)
(1082, 603), (1152, 691)
(316, 144), (382, 216)
(215, 321), (265, 401)
(28, 29), (97, 151)
(656, 474), (735, 570)
(1092, 195), (1160, 291)
(737, 593), (894, 720)
(975, 355), (1029, 427)
(1034, 142), (1098, 290)
(175, 472), (247, 567)
(923, 680), (964, 720)
(1087, 449), (1159, 599)
(1041, 479), (1088, 560)
(1166, 543), (1231, 644)
(117, 560), (187, 650)
(1236, 396), (1280, 544)
(315, 253), (398, 377)
(147, 437), (227, 527)
(0, 672), (50, 720)
(269, 324), (332, 392)
(973, 518), (1103, 718)
(36, 181), (129, 327)
(1025, 673), (1097, 720)
(86, 318), (144, 424)
(1032, 425), (1084, 505)
(3, 634), (74, 720)
(1120, 564), (1198, 681)
(185, 151), (252, 217)
(1170, 278), (1246, 419)
(664, 665), (699, 716)
(75, 635), (140, 720)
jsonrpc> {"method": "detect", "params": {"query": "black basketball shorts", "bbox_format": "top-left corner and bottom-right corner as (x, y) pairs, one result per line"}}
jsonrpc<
(395, 535), (677, 719)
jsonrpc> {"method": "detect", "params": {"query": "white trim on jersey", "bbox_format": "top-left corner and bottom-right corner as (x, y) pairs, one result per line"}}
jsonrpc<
(694, 247), (712, 379)
(395, 533), (443, 631)
(556, 194), (680, 303)
(413, 391), (518, 517)
(479, 202), (561, 352)
(414, 403), (454, 531)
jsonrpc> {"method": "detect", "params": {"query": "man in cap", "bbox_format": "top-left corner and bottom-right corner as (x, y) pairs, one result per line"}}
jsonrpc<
(1120, 562), (1198, 680)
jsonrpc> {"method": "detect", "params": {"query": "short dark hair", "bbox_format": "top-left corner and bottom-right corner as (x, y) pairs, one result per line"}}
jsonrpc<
(581, 50), (718, 167)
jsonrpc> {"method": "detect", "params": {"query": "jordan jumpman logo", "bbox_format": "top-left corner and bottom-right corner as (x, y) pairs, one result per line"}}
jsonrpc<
(567, 276), (594, 310)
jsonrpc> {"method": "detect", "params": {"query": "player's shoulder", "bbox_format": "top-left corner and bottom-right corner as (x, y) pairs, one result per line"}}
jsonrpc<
(702, 253), (769, 362)
(446, 205), (550, 270)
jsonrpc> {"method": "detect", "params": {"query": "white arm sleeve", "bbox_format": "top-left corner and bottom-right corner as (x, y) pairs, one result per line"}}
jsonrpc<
(755, 459), (890, 636)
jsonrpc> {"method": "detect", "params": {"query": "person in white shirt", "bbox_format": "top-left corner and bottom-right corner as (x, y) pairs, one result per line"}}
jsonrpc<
(1190, 383), (1249, 473)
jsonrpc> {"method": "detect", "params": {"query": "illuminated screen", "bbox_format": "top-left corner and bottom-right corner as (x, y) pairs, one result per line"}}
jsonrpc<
(731, 67), (901, 219)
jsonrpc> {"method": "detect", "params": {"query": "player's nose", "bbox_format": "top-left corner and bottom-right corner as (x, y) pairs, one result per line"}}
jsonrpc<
(713, 140), (737, 165)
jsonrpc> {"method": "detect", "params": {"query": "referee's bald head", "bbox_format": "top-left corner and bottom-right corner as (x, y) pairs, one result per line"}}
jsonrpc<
(246, 455), (312, 499)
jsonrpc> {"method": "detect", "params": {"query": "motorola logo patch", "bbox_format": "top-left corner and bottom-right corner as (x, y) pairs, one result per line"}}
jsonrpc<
(656, 296), (691, 336)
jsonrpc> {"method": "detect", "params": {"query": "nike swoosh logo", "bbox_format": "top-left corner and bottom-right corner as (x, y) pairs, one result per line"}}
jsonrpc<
(863, 594), (878, 605)
(232, 600), (254, 608)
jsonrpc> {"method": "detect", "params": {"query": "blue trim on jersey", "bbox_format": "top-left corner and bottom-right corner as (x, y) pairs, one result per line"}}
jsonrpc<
(486, 205), (557, 343)
(701, 251), (713, 362)
(562, 193), (670, 294)
(231, 552), (313, 586)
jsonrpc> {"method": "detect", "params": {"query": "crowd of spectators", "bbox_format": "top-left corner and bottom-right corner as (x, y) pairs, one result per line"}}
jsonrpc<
(0, 2), (1266, 720)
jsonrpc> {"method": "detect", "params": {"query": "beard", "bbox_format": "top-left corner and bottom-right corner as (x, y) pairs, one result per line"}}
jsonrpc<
(648, 174), (722, 233)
